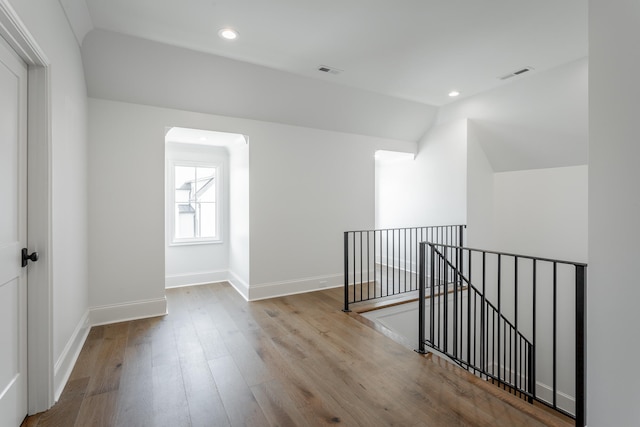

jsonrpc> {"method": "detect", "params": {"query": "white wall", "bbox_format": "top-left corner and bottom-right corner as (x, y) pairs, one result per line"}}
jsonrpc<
(493, 166), (588, 262)
(373, 66), (588, 414)
(466, 122), (495, 249)
(8, 0), (89, 396)
(165, 143), (230, 287)
(470, 162), (587, 412)
(588, 2), (640, 425)
(470, 165), (588, 405)
(467, 127), (588, 262)
(88, 98), (415, 305)
(88, 100), (165, 311)
(240, 113), (415, 299)
(376, 59), (588, 263)
(228, 138), (250, 291)
(375, 119), (468, 229)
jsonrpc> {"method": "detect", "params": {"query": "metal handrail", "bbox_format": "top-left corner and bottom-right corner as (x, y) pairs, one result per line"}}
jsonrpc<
(427, 242), (587, 267)
(343, 225), (466, 312)
(430, 244), (533, 347)
(417, 242), (587, 427)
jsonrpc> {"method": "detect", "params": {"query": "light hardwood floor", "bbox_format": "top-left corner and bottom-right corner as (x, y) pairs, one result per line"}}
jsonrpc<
(22, 282), (572, 427)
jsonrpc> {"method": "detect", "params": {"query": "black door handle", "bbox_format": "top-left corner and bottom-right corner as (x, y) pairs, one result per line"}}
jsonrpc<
(22, 248), (39, 267)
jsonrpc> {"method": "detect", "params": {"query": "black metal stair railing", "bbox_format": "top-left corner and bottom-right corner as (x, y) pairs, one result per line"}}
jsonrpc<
(418, 245), (534, 400)
(342, 225), (465, 312)
(417, 243), (587, 427)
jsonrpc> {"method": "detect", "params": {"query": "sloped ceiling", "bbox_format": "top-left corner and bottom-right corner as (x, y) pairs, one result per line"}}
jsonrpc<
(66, 0), (588, 163)
(81, 29), (438, 141)
(72, 0), (587, 107)
(448, 58), (588, 172)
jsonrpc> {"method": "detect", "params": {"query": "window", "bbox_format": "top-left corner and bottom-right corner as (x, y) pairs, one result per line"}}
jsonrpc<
(172, 163), (221, 243)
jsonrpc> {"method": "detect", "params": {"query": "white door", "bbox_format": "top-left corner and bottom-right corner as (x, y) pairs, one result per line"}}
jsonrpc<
(0, 34), (28, 427)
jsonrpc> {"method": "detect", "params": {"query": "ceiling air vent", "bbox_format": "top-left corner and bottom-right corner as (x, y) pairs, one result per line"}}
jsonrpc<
(317, 65), (342, 75)
(499, 66), (534, 80)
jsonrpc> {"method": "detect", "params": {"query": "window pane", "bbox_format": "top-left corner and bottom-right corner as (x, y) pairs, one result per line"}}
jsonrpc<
(199, 202), (217, 238)
(198, 178), (216, 202)
(175, 166), (195, 203)
(172, 164), (219, 242)
(175, 203), (195, 239)
(195, 167), (216, 202)
(175, 189), (190, 203)
(195, 167), (215, 188)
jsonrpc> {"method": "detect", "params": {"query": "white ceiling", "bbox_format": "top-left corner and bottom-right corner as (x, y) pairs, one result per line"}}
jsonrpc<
(165, 127), (247, 147)
(71, 0), (587, 107)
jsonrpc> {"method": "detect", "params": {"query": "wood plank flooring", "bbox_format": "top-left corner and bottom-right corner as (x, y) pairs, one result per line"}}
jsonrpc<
(22, 282), (572, 427)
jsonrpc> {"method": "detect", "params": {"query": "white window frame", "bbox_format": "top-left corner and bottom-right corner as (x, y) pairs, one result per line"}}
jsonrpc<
(169, 160), (223, 245)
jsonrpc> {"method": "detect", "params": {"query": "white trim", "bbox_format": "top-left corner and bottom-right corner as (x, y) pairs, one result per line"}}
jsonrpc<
(164, 269), (251, 300)
(52, 300), (169, 402)
(0, 1), (49, 65)
(53, 311), (90, 401)
(227, 270), (250, 301)
(26, 64), (54, 414)
(535, 381), (576, 415)
(377, 257), (419, 275)
(487, 361), (576, 415)
(168, 239), (224, 247)
(170, 237), (224, 246)
(89, 297), (167, 327)
(347, 269), (377, 286)
(164, 271), (345, 303)
(248, 273), (343, 301)
(0, 0), (54, 414)
(346, 269), (434, 288)
(165, 270), (229, 288)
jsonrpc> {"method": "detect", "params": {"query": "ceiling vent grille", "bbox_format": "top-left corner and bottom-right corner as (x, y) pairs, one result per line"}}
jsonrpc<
(499, 66), (534, 80)
(318, 65), (342, 75)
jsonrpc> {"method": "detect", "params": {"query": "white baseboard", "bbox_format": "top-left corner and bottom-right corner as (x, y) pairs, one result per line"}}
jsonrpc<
(54, 271), (344, 401)
(165, 270), (250, 301)
(248, 273), (342, 301)
(227, 270), (250, 301)
(164, 270), (342, 302)
(348, 269), (376, 285)
(52, 297), (167, 403)
(89, 297), (167, 326)
(53, 310), (90, 401)
(165, 270), (229, 288)
(378, 257), (418, 275)
(487, 361), (575, 415)
(535, 381), (575, 415)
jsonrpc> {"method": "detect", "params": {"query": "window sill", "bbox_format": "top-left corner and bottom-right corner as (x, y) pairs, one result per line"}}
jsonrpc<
(169, 239), (224, 247)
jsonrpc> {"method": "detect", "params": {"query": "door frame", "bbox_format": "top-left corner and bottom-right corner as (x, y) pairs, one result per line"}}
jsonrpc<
(0, 1), (54, 413)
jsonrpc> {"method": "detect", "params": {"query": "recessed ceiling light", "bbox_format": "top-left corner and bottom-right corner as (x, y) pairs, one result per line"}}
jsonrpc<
(218, 28), (238, 40)
(449, 91), (460, 97)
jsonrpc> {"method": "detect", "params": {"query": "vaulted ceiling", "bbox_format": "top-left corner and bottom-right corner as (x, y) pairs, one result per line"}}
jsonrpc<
(62, 0), (587, 107)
